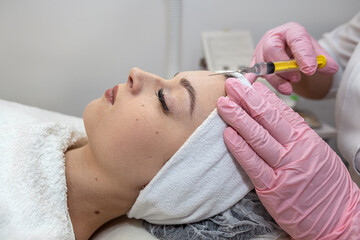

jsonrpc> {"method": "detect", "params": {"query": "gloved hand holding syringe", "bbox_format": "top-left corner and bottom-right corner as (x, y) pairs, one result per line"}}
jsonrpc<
(210, 55), (327, 76)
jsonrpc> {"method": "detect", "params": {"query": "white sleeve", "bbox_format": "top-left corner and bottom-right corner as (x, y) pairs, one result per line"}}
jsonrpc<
(318, 11), (360, 98)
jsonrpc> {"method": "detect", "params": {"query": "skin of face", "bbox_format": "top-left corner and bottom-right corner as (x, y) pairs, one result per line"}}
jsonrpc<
(83, 68), (226, 192)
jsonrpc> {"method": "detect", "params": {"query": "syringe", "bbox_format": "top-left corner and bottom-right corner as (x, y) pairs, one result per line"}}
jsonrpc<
(210, 55), (327, 76)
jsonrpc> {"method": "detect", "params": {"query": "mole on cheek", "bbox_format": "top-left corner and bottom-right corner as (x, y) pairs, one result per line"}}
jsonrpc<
(94, 210), (100, 214)
(155, 131), (159, 134)
(95, 177), (98, 181)
(141, 104), (145, 107)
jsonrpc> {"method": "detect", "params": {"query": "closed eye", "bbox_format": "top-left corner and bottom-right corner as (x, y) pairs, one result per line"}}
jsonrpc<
(155, 88), (169, 113)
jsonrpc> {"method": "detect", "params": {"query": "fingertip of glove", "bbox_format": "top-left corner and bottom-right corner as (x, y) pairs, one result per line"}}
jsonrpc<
(244, 73), (256, 83)
(226, 77), (238, 81)
(224, 127), (238, 146)
(217, 97), (236, 115)
(330, 64), (339, 74)
(277, 82), (293, 95)
(321, 58), (339, 75)
(300, 64), (317, 76)
(217, 96), (227, 106)
(298, 56), (318, 75)
(224, 126), (235, 137)
(226, 77), (240, 86)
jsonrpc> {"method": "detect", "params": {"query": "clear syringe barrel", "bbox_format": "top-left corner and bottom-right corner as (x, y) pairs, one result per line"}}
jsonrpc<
(252, 55), (326, 76)
(253, 62), (276, 75)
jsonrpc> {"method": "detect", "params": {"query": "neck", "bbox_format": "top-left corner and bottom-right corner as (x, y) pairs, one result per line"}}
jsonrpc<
(65, 144), (139, 240)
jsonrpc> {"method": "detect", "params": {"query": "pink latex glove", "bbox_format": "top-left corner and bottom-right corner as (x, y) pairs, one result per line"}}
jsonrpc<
(246, 22), (338, 94)
(217, 78), (360, 239)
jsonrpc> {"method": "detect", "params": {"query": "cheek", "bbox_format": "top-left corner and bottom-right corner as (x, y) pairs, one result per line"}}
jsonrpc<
(108, 111), (173, 184)
(85, 98), (191, 184)
(99, 102), (160, 156)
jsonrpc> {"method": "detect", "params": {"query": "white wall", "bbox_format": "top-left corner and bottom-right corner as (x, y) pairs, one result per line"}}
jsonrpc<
(1, 0), (360, 119)
(0, 0), (167, 116)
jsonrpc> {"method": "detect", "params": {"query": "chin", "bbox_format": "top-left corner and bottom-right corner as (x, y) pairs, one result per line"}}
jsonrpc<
(83, 98), (102, 138)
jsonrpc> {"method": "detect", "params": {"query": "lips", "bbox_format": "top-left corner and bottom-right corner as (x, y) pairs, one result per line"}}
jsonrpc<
(105, 85), (119, 105)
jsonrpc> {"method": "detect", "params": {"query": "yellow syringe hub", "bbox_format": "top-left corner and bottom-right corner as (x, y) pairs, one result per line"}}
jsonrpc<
(273, 55), (327, 73)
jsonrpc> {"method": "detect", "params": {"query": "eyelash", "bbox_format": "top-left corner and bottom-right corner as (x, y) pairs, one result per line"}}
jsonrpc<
(155, 88), (169, 113)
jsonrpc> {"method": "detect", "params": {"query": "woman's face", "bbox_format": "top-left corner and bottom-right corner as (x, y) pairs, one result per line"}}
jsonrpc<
(83, 68), (226, 189)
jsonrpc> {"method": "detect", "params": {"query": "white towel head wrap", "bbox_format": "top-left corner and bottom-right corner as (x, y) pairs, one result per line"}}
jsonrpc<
(127, 73), (254, 224)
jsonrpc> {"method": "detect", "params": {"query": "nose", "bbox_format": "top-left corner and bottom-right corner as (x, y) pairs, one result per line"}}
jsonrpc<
(127, 67), (161, 95)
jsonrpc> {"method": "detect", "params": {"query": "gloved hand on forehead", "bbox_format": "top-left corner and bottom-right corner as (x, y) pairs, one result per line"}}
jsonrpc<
(246, 22), (338, 95)
(217, 78), (360, 239)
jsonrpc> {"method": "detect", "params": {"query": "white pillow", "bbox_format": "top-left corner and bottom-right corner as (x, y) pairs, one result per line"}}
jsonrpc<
(91, 216), (158, 240)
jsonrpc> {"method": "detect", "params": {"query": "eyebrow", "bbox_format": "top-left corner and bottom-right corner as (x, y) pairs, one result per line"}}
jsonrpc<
(180, 77), (196, 115)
